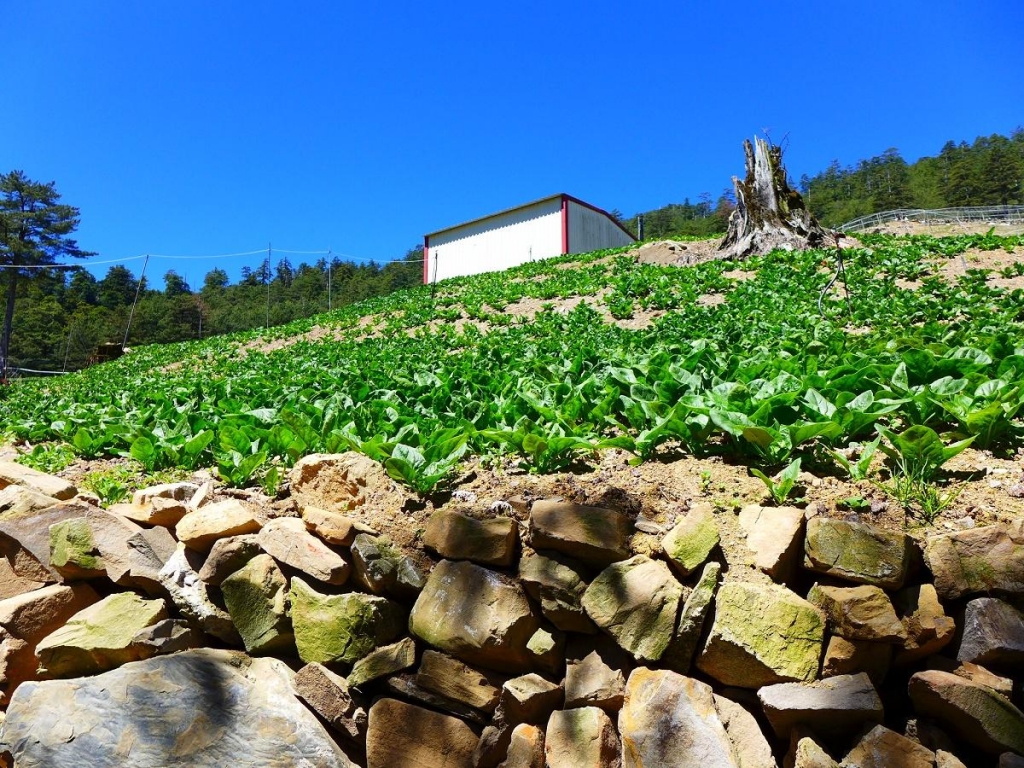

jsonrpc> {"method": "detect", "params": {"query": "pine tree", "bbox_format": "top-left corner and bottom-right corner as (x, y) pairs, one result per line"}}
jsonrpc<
(1, 171), (91, 376)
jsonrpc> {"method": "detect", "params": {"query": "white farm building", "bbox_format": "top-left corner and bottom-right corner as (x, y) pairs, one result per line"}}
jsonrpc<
(422, 193), (636, 284)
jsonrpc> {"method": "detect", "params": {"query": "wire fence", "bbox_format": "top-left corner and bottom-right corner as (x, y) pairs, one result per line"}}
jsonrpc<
(840, 205), (1024, 232)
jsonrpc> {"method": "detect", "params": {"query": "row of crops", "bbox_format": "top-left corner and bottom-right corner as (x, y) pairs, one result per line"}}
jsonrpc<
(2, 232), (1023, 497)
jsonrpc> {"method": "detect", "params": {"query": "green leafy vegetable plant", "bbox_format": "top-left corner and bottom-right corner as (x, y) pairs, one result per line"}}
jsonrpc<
(750, 457), (802, 505)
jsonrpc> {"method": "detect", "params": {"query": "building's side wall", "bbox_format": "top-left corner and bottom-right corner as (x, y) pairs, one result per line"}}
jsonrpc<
(566, 199), (635, 254)
(426, 198), (563, 283)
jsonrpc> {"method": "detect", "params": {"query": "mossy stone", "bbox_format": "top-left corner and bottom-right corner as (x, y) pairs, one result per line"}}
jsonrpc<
(49, 518), (104, 575)
(662, 506), (719, 576)
(290, 576), (405, 665)
(697, 582), (825, 688)
(220, 553), (293, 655)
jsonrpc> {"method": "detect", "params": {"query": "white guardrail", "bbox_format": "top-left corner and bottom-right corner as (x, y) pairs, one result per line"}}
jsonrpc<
(840, 205), (1024, 232)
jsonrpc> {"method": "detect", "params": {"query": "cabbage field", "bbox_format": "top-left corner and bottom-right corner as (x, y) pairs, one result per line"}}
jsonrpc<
(2, 232), (1023, 507)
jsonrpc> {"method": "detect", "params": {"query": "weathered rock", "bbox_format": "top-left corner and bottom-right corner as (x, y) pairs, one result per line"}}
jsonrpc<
(196, 533), (262, 585)
(892, 583), (955, 666)
(618, 668), (738, 768)
(130, 618), (201, 656)
(581, 555), (683, 663)
(416, 650), (504, 713)
(498, 723), (544, 768)
(34, 592), (168, 677)
(758, 673), (883, 739)
(111, 483), (195, 526)
(473, 723), (515, 768)
(349, 534), (398, 594)
(220, 553), (293, 655)
(258, 516), (350, 585)
(409, 559), (539, 673)
(957, 597), (1024, 669)
(175, 499), (262, 552)
(365, 697), (478, 768)
(290, 576), (404, 665)
(499, 674), (563, 725)
(663, 560), (720, 673)
(807, 583), (907, 643)
(158, 543), (240, 644)
(525, 626), (563, 675)
(387, 674), (491, 726)
(0, 486), (60, 517)
(840, 725), (935, 768)
(738, 504), (805, 582)
(290, 452), (406, 518)
(0, 461), (76, 500)
(935, 750), (968, 768)
(999, 754), (1024, 768)
(546, 707), (620, 768)
(394, 555), (427, 597)
(0, 583), (99, 698)
(518, 550), (594, 633)
(927, 656), (1015, 698)
(0, 648), (354, 767)
(529, 499), (631, 566)
(49, 509), (175, 595)
(713, 694), (778, 768)
(0, 558), (44, 602)
(424, 510), (517, 567)
(0, 503), (127, 582)
(924, 519), (1024, 600)
(908, 669), (1024, 756)
(804, 517), (911, 589)
(565, 647), (627, 712)
(662, 504), (720, 576)
(787, 727), (839, 768)
(697, 581), (825, 688)
(348, 636), (416, 688)
(294, 662), (368, 743)
(302, 505), (377, 546)
(820, 636), (891, 686)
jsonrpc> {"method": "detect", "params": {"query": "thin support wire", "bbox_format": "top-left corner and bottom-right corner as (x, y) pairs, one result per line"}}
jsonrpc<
(122, 255), (150, 350)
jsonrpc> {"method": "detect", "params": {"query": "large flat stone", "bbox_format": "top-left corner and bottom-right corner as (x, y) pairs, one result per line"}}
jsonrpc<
(909, 669), (1024, 756)
(423, 510), (517, 567)
(258, 517), (350, 585)
(0, 486), (60, 517)
(416, 650), (504, 713)
(529, 500), (631, 566)
(924, 519), (1024, 600)
(0, 558), (45, 602)
(409, 560), (539, 673)
(34, 592), (168, 678)
(581, 555), (683, 663)
(0, 648), (354, 767)
(366, 697), (478, 768)
(618, 668), (739, 768)
(175, 499), (262, 552)
(804, 517), (911, 589)
(758, 673), (883, 740)
(697, 582), (825, 688)
(0, 461), (76, 500)
(807, 584), (907, 643)
(841, 725), (934, 768)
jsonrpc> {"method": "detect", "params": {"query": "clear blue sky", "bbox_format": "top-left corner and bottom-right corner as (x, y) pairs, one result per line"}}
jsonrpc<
(5, 1), (1023, 286)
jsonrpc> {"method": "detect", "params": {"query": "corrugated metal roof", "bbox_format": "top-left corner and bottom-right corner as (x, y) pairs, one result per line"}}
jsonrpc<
(425, 193), (635, 242)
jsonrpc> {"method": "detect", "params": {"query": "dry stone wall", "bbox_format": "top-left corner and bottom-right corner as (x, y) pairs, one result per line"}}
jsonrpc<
(0, 453), (1021, 767)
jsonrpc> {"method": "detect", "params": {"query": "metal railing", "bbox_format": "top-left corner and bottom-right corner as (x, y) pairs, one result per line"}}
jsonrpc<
(840, 205), (1024, 232)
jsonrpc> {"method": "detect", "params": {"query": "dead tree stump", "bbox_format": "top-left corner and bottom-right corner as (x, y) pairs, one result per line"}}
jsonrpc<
(718, 136), (828, 259)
